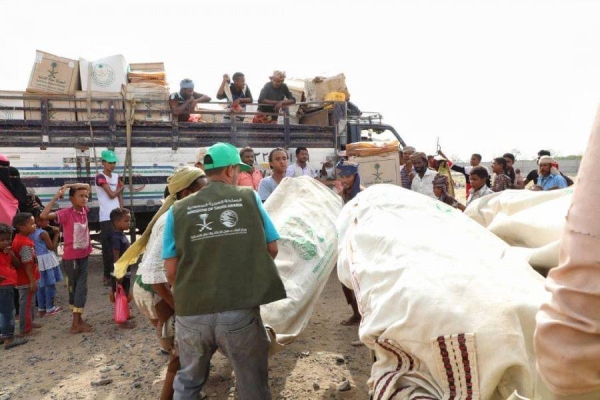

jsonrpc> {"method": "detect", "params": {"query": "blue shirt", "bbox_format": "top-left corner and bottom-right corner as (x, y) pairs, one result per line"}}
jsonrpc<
(29, 228), (49, 256)
(163, 191), (279, 259)
(537, 174), (567, 191)
(258, 176), (278, 201)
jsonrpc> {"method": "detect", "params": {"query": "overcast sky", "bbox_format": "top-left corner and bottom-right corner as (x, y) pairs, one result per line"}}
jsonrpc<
(1, 0), (599, 161)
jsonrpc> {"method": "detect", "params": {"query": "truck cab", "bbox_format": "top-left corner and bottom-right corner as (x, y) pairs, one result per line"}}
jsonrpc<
(344, 112), (406, 149)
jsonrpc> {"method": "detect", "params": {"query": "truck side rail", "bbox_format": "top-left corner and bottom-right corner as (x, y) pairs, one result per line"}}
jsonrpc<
(0, 94), (345, 150)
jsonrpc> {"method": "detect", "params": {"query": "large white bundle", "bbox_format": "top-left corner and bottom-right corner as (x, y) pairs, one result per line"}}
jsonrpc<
(261, 176), (342, 353)
(465, 188), (573, 270)
(337, 185), (551, 400)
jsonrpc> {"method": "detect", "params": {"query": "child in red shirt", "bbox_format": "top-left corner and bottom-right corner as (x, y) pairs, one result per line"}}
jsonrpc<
(0, 222), (28, 349)
(11, 213), (41, 336)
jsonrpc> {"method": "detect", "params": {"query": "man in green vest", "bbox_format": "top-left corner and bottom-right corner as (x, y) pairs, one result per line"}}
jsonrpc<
(163, 142), (286, 400)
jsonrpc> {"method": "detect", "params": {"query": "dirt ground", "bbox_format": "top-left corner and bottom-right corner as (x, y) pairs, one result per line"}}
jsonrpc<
(0, 253), (372, 400)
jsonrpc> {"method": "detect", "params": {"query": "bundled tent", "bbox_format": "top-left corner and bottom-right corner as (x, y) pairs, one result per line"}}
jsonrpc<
(337, 184), (551, 399)
(128, 62), (168, 86)
(465, 188), (573, 271)
(261, 176), (342, 353)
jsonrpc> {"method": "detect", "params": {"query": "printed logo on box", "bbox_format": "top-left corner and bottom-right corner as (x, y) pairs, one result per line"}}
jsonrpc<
(92, 63), (116, 88)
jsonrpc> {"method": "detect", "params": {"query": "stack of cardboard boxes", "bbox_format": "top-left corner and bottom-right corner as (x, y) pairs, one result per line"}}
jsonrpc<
(123, 62), (170, 122)
(346, 140), (401, 187)
(298, 73), (350, 126)
(1, 50), (173, 123)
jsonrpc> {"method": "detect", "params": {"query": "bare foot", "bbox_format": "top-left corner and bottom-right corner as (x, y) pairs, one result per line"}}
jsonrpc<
(117, 321), (135, 329)
(4, 337), (28, 350)
(18, 329), (40, 337)
(340, 315), (361, 326)
(70, 324), (94, 334)
(32, 322), (43, 329)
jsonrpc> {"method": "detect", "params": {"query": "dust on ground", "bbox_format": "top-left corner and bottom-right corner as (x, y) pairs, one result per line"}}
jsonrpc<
(0, 254), (372, 400)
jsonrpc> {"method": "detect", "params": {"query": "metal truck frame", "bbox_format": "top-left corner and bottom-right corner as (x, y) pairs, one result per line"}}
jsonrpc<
(0, 94), (405, 232)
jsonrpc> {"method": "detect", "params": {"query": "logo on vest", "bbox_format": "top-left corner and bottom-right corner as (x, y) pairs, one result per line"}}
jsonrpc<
(197, 213), (213, 232)
(220, 210), (238, 228)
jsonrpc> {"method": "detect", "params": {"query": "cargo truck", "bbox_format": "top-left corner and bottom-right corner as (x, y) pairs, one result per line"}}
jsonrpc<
(0, 93), (405, 232)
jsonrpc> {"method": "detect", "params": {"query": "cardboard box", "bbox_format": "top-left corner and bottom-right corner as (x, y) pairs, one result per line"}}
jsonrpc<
(75, 91), (124, 122)
(197, 103), (225, 123)
(304, 73), (349, 103)
(349, 152), (400, 187)
(27, 50), (79, 95)
(300, 109), (330, 126)
(0, 91), (25, 120)
(80, 54), (128, 93)
(24, 94), (76, 121)
(122, 83), (171, 122)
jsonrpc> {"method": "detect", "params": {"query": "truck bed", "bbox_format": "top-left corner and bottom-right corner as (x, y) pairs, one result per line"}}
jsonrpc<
(0, 119), (338, 149)
(0, 95), (343, 149)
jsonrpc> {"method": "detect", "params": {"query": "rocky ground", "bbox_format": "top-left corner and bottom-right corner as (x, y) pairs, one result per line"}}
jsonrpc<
(0, 254), (372, 400)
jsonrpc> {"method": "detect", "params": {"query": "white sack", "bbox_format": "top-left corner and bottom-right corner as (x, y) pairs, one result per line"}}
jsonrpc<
(337, 185), (551, 400)
(465, 188), (573, 270)
(261, 176), (343, 353)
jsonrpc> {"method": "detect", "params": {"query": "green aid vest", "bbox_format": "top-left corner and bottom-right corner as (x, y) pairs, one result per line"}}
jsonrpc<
(172, 182), (286, 316)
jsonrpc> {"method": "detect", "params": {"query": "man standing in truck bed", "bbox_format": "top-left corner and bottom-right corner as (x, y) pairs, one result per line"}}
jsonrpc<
(253, 71), (296, 124)
(216, 72), (253, 121)
(169, 79), (211, 122)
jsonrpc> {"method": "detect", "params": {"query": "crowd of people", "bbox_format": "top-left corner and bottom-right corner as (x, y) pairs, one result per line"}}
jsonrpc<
(0, 139), (576, 398)
(398, 147), (573, 212)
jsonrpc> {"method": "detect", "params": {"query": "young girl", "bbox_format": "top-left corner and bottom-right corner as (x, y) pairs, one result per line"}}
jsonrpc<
(491, 157), (512, 192)
(30, 213), (63, 317)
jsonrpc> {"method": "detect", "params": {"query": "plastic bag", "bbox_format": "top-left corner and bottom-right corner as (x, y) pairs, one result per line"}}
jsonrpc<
(114, 283), (130, 324)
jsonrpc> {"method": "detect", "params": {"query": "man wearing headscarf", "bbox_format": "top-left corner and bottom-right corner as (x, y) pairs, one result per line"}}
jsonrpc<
(116, 166), (207, 400)
(336, 159), (363, 204)
(399, 146), (416, 189)
(254, 71), (296, 124)
(0, 154), (19, 225)
(169, 78), (211, 122)
(335, 160), (364, 326)
(432, 174), (460, 207)
(409, 152), (437, 198)
(533, 156), (568, 191)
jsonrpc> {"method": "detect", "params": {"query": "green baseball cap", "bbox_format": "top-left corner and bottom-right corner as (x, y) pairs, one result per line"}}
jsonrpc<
(204, 143), (251, 172)
(101, 149), (118, 163)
